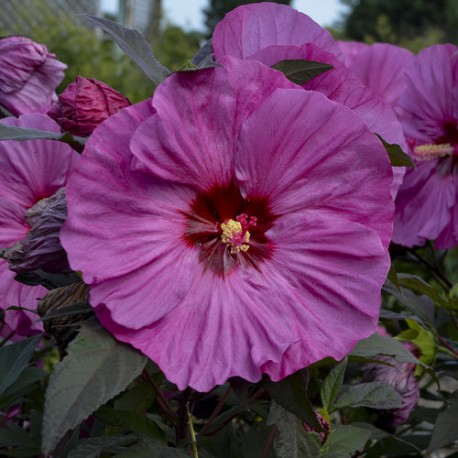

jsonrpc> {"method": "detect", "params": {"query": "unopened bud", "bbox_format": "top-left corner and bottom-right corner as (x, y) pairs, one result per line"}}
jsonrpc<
(4, 188), (69, 273)
(48, 76), (131, 136)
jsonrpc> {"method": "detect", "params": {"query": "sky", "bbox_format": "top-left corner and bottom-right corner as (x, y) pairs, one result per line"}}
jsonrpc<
(101, 0), (348, 31)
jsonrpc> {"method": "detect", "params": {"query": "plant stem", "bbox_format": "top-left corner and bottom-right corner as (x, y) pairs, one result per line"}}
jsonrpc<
(437, 334), (458, 358)
(187, 402), (199, 458)
(198, 386), (232, 437)
(261, 425), (277, 458)
(142, 369), (178, 423)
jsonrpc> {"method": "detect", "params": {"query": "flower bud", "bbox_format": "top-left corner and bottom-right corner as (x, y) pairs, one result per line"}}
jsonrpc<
(48, 76), (131, 136)
(37, 281), (91, 356)
(3, 188), (69, 274)
(364, 355), (420, 431)
(303, 412), (330, 444)
(0, 36), (66, 115)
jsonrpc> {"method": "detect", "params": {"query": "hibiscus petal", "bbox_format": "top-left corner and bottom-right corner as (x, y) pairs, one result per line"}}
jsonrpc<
(235, 88), (394, 248)
(393, 162), (456, 247)
(399, 44), (458, 142)
(0, 261), (45, 335)
(338, 42), (414, 109)
(0, 114), (76, 208)
(130, 56), (298, 190)
(212, 3), (341, 61)
(0, 198), (29, 246)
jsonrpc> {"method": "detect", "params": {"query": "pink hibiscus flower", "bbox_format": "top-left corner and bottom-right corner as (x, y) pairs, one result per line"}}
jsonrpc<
(212, 3), (407, 198)
(0, 36), (66, 116)
(393, 44), (458, 248)
(61, 57), (394, 391)
(0, 114), (78, 337)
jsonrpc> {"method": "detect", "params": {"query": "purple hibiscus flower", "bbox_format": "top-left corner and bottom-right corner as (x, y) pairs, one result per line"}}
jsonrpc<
(0, 36), (66, 116)
(212, 3), (407, 198)
(0, 114), (78, 337)
(393, 44), (458, 248)
(61, 57), (394, 391)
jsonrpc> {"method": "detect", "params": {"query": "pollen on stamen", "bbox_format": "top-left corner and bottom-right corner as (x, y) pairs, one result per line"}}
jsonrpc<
(220, 214), (257, 254)
(413, 143), (455, 161)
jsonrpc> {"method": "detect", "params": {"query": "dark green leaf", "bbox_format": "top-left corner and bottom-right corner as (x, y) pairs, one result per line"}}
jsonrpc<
(81, 15), (170, 84)
(387, 263), (402, 294)
(201, 401), (269, 436)
(230, 377), (252, 410)
(95, 408), (165, 440)
(426, 391), (458, 454)
(273, 59), (333, 85)
(264, 371), (322, 431)
(321, 358), (347, 412)
(377, 136), (415, 167)
(0, 335), (41, 396)
(352, 422), (422, 453)
(112, 439), (190, 458)
(333, 382), (402, 411)
(267, 401), (321, 458)
(0, 124), (86, 148)
(68, 435), (139, 458)
(14, 269), (81, 289)
(383, 282), (436, 326)
(42, 324), (147, 454)
(0, 367), (46, 408)
(39, 302), (94, 322)
(0, 447), (42, 457)
(321, 425), (371, 458)
(114, 377), (156, 412)
(350, 333), (421, 365)
(191, 39), (219, 69)
(397, 274), (448, 307)
(240, 424), (275, 458)
(0, 424), (37, 448)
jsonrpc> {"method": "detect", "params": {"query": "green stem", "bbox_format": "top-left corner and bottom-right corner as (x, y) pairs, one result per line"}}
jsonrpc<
(187, 402), (199, 458)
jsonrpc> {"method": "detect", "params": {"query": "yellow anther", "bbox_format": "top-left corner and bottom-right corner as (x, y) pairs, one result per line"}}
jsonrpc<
(220, 219), (251, 254)
(414, 143), (454, 161)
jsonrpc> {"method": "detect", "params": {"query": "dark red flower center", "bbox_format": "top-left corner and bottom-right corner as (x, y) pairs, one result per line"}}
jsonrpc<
(183, 181), (277, 276)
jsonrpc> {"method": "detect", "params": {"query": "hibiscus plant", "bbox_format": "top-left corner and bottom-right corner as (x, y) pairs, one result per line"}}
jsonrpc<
(0, 4), (457, 458)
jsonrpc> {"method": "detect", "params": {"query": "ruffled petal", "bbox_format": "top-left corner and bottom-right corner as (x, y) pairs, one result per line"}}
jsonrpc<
(393, 161), (456, 247)
(95, 264), (298, 391)
(0, 261), (45, 336)
(260, 210), (388, 379)
(212, 2), (341, 61)
(399, 44), (458, 142)
(235, 88), (394, 248)
(436, 199), (458, 249)
(130, 56), (297, 190)
(338, 42), (414, 109)
(62, 101), (201, 321)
